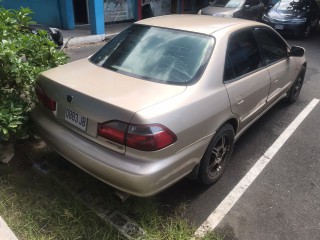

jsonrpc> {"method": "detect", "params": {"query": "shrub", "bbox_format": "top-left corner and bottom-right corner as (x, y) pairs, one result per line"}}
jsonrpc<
(0, 7), (68, 142)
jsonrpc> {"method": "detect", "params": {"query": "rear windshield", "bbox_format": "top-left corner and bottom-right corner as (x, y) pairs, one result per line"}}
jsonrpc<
(90, 25), (214, 85)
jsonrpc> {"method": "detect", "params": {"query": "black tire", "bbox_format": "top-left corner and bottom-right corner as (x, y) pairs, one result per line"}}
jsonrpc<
(198, 123), (235, 185)
(286, 66), (306, 104)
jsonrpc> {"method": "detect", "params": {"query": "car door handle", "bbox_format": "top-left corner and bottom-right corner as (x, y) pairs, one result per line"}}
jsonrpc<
(272, 74), (279, 83)
(236, 99), (244, 105)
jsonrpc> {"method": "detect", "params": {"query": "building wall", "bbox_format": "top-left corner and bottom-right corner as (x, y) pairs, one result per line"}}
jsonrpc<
(0, 0), (62, 27)
(0, 0), (203, 34)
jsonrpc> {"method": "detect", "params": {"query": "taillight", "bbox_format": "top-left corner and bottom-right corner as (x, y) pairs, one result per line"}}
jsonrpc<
(98, 121), (177, 151)
(35, 84), (56, 111)
(98, 121), (127, 145)
(126, 124), (176, 151)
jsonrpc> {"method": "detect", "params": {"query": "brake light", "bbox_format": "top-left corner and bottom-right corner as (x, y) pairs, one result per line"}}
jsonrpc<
(98, 121), (127, 145)
(35, 84), (56, 111)
(98, 121), (177, 151)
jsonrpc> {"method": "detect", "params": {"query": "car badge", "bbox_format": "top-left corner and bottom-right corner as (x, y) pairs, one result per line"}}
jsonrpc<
(67, 95), (73, 103)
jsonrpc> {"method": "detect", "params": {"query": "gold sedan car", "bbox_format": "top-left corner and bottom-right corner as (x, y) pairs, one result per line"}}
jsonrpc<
(32, 15), (306, 197)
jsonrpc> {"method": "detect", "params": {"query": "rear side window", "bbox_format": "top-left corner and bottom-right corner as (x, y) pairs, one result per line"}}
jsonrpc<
(225, 30), (262, 80)
(90, 25), (214, 85)
(224, 55), (235, 82)
(255, 28), (288, 65)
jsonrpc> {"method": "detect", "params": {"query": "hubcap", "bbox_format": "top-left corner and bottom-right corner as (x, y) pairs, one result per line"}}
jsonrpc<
(293, 76), (303, 98)
(208, 135), (230, 177)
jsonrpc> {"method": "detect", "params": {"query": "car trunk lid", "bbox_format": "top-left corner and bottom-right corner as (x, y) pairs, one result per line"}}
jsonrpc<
(37, 59), (186, 153)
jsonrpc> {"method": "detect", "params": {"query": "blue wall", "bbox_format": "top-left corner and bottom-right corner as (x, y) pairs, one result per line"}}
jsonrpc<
(0, 0), (62, 28)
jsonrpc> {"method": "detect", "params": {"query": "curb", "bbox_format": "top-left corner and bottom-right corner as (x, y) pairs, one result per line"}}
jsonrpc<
(63, 32), (119, 47)
(0, 217), (18, 240)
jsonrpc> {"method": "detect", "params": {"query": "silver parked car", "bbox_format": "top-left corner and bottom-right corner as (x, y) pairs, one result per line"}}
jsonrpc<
(199, 0), (265, 21)
(32, 15), (306, 197)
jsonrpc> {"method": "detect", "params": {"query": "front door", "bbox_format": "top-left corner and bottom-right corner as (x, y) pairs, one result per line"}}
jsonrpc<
(224, 29), (271, 129)
(254, 28), (295, 104)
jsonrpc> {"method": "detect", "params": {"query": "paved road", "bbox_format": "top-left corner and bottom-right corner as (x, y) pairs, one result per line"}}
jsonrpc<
(64, 28), (320, 239)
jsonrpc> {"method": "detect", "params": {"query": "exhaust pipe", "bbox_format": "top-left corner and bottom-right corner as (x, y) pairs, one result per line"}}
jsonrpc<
(114, 190), (130, 202)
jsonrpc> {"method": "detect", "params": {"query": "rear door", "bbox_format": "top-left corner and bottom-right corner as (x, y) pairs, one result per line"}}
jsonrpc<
(254, 27), (295, 104)
(224, 29), (271, 129)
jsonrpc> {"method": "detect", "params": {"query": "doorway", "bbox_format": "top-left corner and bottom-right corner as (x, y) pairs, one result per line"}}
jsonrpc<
(73, 0), (89, 24)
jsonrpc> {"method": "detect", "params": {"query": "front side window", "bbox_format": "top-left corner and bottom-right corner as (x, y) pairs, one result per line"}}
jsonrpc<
(254, 28), (288, 65)
(90, 25), (214, 85)
(225, 30), (262, 80)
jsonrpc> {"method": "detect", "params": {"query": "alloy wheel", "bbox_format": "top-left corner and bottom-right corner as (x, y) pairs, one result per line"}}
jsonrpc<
(208, 135), (230, 178)
(292, 75), (303, 99)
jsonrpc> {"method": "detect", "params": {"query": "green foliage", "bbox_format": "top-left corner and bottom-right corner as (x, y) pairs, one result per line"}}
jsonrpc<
(0, 7), (68, 142)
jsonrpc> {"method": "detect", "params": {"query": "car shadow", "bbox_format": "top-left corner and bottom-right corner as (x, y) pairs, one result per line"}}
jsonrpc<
(155, 99), (309, 223)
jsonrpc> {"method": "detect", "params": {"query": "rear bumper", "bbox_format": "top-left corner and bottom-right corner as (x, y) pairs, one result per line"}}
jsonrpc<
(31, 108), (202, 197)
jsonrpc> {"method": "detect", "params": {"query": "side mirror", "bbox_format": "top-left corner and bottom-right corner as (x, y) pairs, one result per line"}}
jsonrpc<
(289, 46), (305, 57)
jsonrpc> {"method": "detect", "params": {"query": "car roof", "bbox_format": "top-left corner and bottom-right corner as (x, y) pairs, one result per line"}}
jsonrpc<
(135, 14), (265, 35)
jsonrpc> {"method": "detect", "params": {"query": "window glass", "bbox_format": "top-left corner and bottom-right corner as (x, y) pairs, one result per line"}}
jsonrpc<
(224, 55), (235, 82)
(226, 30), (262, 79)
(90, 25), (214, 85)
(104, 0), (135, 22)
(255, 28), (288, 65)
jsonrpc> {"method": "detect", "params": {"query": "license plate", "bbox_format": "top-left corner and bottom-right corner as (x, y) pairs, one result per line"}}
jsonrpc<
(275, 24), (284, 30)
(64, 108), (87, 131)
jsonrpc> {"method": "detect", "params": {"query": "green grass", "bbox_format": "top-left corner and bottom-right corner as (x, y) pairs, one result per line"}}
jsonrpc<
(0, 162), (116, 240)
(122, 199), (194, 240)
(201, 232), (224, 240)
(0, 141), (223, 240)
